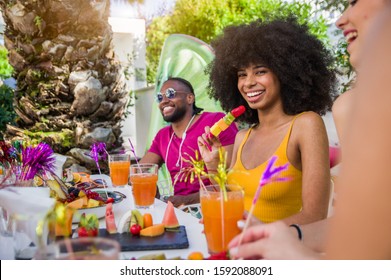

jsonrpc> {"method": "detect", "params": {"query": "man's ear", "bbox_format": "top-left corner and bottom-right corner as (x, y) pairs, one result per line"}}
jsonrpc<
(187, 93), (195, 105)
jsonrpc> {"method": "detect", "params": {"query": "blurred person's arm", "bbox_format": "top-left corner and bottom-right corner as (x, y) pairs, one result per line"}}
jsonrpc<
(139, 151), (163, 167)
(229, 221), (321, 260)
(332, 89), (354, 152)
(326, 7), (391, 259)
(300, 218), (330, 253)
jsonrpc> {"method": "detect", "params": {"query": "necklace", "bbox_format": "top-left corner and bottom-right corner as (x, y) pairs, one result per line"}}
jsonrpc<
(165, 114), (197, 169)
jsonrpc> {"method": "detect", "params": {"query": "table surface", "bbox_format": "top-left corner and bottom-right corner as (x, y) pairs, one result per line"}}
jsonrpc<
(96, 186), (209, 260)
(100, 186), (208, 259)
(0, 185), (209, 260)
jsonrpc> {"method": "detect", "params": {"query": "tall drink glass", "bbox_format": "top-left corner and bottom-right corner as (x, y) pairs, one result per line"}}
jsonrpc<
(129, 164), (158, 209)
(108, 154), (130, 187)
(35, 237), (120, 260)
(200, 185), (244, 254)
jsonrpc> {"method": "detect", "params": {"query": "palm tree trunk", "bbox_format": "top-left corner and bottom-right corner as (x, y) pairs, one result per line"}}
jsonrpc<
(0, 0), (129, 160)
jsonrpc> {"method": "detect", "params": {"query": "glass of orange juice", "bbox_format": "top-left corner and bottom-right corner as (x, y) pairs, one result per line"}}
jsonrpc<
(108, 154), (130, 187)
(129, 164), (158, 209)
(200, 185), (244, 254)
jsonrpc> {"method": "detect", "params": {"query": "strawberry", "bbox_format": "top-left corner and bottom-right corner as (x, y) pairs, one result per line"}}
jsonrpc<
(206, 251), (230, 260)
(77, 213), (99, 238)
(89, 227), (98, 237)
(77, 227), (89, 237)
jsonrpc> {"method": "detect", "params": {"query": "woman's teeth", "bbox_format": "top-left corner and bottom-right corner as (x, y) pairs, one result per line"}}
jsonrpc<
(247, 91), (264, 97)
(346, 31), (358, 43)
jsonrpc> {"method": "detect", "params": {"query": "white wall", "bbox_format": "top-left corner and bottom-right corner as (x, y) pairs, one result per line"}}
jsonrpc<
(108, 17), (147, 157)
(134, 85), (155, 156)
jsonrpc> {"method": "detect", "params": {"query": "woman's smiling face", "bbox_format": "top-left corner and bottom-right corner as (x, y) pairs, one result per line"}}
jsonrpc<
(237, 64), (281, 111)
(336, 0), (389, 69)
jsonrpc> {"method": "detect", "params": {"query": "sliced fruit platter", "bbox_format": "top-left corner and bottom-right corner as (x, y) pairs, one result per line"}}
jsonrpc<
(44, 173), (124, 223)
(73, 190), (125, 223)
(74, 201), (189, 251)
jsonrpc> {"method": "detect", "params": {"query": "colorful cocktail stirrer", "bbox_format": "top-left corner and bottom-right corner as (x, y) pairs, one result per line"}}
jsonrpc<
(128, 138), (144, 174)
(90, 142), (109, 196)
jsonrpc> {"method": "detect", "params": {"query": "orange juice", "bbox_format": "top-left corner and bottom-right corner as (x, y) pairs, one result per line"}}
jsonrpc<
(129, 164), (158, 209)
(109, 161), (130, 187)
(130, 173), (158, 207)
(200, 186), (244, 254)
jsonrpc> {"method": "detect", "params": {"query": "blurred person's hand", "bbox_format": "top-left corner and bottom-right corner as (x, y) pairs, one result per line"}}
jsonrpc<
(236, 211), (263, 231)
(228, 221), (320, 260)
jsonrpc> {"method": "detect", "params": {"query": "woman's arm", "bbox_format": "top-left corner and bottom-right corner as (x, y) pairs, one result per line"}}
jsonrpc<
(282, 112), (331, 225)
(332, 89), (355, 150)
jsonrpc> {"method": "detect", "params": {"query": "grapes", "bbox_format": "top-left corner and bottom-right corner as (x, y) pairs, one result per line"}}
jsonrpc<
(72, 188), (80, 197)
(67, 186), (80, 198)
(84, 190), (103, 201)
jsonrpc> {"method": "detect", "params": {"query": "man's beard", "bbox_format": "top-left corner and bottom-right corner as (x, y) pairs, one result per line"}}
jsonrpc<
(162, 106), (187, 123)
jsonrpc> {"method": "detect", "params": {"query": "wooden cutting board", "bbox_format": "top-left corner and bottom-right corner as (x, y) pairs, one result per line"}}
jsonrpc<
(97, 226), (189, 251)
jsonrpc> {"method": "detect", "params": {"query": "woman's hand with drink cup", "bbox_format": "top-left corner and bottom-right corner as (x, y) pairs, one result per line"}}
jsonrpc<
(228, 221), (319, 260)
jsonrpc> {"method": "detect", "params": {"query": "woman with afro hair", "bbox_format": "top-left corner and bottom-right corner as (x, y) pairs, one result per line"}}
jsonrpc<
(198, 17), (337, 225)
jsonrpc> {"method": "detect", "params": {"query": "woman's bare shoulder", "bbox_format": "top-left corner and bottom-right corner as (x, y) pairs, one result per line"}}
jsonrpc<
(332, 90), (355, 118)
(294, 111), (324, 128)
(235, 127), (250, 142)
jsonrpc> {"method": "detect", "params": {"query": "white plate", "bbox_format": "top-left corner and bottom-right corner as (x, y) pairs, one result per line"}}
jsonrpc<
(89, 174), (113, 188)
(72, 190), (126, 223)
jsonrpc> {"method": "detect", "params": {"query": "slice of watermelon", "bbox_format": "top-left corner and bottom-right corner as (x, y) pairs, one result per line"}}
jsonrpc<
(105, 203), (117, 234)
(161, 201), (180, 229)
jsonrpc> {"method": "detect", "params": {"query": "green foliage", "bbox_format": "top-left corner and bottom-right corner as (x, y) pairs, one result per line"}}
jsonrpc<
(146, 0), (331, 85)
(0, 46), (16, 139)
(0, 84), (16, 140)
(34, 16), (42, 28)
(24, 129), (75, 149)
(334, 37), (355, 93)
(0, 46), (13, 79)
(313, 0), (348, 14)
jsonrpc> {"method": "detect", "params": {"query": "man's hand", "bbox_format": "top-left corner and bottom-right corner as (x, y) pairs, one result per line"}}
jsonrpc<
(166, 192), (200, 208)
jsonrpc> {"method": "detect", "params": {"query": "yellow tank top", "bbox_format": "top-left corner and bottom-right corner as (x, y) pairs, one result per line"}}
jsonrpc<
(228, 114), (303, 223)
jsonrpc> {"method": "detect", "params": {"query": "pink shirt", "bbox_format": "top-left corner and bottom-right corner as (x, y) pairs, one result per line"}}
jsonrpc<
(148, 112), (238, 195)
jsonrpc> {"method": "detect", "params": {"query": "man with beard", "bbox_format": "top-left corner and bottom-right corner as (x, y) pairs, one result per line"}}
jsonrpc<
(140, 77), (238, 207)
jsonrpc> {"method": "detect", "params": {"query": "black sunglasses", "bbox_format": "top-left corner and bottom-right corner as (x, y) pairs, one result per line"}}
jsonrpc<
(156, 88), (190, 103)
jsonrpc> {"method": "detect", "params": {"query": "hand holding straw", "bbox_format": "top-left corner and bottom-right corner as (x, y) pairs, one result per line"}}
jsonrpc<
(237, 156), (289, 249)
